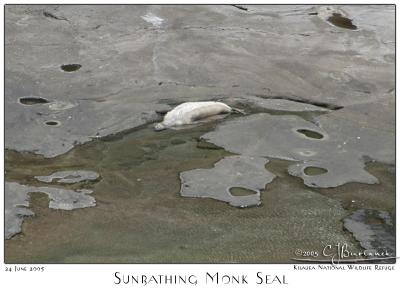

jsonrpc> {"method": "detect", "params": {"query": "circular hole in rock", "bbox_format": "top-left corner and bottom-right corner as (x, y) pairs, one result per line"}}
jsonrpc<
(19, 96), (49, 105)
(61, 64), (82, 72)
(304, 166), (328, 176)
(297, 129), (324, 139)
(229, 187), (257, 197)
(44, 120), (60, 126)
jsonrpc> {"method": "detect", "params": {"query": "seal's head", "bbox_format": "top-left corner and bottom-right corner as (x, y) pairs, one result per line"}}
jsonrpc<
(154, 123), (166, 131)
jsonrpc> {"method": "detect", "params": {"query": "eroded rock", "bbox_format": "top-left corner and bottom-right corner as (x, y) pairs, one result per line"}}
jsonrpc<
(5, 182), (35, 240)
(288, 159), (378, 188)
(5, 5), (394, 158)
(5, 181), (96, 239)
(201, 111), (392, 188)
(35, 170), (99, 184)
(37, 187), (96, 210)
(180, 155), (276, 207)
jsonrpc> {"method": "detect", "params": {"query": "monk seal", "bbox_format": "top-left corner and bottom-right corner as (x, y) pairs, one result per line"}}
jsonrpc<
(155, 101), (242, 131)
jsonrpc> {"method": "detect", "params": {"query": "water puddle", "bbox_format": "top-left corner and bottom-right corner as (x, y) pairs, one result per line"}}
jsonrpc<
(4, 118), (394, 263)
(327, 13), (357, 30)
(18, 96), (49, 105)
(296, 129), (324, 139)
(304, 166), (328, 176)
(44, 120), (61, 126)
(61, 64), (82, 72)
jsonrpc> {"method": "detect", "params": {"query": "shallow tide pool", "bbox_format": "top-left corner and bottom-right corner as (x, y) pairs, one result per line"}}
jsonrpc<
(5, 119), (395, 263)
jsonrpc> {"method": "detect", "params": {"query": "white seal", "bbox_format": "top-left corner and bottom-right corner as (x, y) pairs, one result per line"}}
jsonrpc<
(155, 101), (237, 131)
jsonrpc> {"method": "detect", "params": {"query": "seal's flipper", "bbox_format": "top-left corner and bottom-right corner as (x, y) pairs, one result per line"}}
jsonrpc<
(231, 107), (246, 115)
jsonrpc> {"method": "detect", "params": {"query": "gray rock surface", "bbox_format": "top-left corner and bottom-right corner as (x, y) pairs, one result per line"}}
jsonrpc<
(203, 113), (329, 160)
(5, 5), (394, 157)
(5, 181), (96, 239)
(5, 182), (35, 240)
(288, 159), (378, 188)
(35, 187), (96, 210)
(35, 170), (99, 183)
(315, 97), (395, 165)
(226, 95), (332, 112)
(343, 209), (395, 258)
(202, 109), (393, 188)
(180, 155), (276, 207)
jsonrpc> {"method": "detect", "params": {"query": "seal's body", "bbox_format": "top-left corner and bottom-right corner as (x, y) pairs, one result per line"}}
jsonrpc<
(155, 101), (233, 131)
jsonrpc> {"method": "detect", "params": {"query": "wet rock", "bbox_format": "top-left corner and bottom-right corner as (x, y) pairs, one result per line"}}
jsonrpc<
(5, 181), (96, 239)
(5, 182), (35, 240)
(227, 96), (331, 112)
(202, 113), (328, 161)
(5, 96), (166, 157)
(201, 112), (391, 188)
(196, 139), (223, 150)
(35, 170), (100, 183)
(315, 98), (395, 165)
(288, 159), (378, 188)
(37, 187), (96, 210)
(343, 209), (395, 258)
(180, 155), (276, 207)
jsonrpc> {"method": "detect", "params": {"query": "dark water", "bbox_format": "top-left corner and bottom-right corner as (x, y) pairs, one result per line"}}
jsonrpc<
(327, 13), (358, 30)
(60, 64), (82, 72)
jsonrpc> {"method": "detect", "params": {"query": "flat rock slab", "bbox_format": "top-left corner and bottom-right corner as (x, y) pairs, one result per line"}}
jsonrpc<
(5, 5), (394, 157)
(5, 181), (96, 239)
(180, 155), (276, 207)
(36, 187), (96, 210)
(288, 159), (378, 188)
(343, 209), (395, 259)
(203, 113), (329, 160)
(35, 170), (100, 183)
(202, 111), (393, 188)
(5, 182), (35, 240)
(315, 97), (395, 165)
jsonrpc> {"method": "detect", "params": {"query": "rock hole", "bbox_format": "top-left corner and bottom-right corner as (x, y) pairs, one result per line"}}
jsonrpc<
(327, 13), (357, 30)
(61, 64), (82, 72)
(18, 96), (49, 105)
(229, 187), (256, 196)
(63, 175), (81, 180)
(297, 129), (324, 139)
(304, 167), (328, 176)
(44, 120), (60, 126)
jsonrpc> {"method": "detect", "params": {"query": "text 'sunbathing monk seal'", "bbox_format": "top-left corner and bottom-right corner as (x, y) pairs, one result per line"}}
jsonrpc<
(154, 101), (243, 131)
